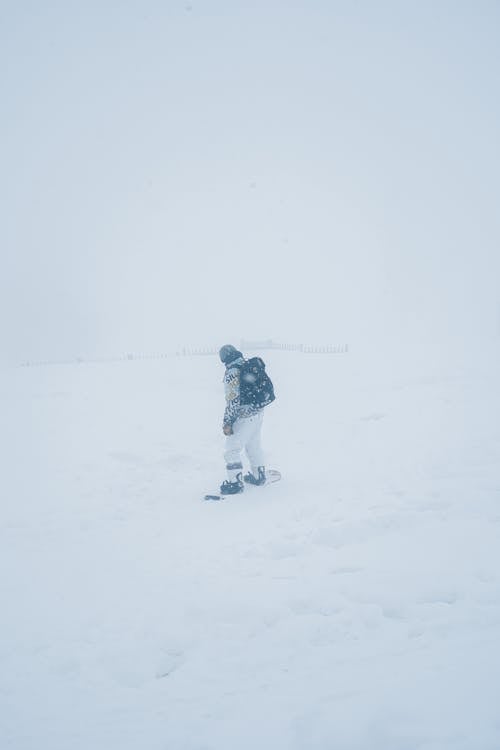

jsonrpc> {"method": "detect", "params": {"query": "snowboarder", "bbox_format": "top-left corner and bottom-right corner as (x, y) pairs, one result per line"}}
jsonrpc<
(218, 344), (271, 495)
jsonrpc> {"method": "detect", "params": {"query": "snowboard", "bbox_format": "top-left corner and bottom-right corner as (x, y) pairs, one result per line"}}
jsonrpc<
(204, 469), (281, 501)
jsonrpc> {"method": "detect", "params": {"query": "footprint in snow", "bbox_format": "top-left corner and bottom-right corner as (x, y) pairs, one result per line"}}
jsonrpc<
(418, 590), (458, 605)
(330, 566), (364, 576)
(108, 450), (142, 464)
(156, 649), (185, 679)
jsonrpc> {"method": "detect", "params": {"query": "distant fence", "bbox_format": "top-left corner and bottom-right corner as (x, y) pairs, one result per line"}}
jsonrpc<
(178, 342), (348, 356)
(241, 340), (348, 354)
(20, 340), (348, 368)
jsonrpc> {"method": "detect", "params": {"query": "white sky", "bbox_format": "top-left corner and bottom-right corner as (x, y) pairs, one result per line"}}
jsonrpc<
(2, 1), (499, 364)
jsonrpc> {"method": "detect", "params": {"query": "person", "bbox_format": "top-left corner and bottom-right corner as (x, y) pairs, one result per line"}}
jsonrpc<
(218, 344), (266, 495)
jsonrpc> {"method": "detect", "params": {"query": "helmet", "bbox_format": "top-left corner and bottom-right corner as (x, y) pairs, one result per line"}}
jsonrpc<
(219, 344), (243, 365)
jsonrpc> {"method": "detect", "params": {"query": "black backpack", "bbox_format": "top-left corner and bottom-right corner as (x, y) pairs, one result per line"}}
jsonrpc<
(236, 357), (275, 409)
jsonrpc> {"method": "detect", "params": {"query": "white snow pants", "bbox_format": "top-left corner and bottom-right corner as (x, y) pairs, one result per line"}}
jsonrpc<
(224, 411), (265, 481)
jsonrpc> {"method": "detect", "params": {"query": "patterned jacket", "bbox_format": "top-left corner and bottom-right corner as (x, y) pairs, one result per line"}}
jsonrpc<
(223, 357), (261, 428)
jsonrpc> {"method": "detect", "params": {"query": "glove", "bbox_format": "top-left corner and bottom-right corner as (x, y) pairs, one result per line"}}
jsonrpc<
(223, 423), (233, 435)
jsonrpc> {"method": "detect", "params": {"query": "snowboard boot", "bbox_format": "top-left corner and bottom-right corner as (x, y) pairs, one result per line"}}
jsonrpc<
(243, 466), (266, 486)
(220, 473), (244, 495)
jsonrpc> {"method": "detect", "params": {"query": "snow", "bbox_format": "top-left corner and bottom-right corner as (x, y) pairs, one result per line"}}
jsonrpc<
(2, 350), (500, 749)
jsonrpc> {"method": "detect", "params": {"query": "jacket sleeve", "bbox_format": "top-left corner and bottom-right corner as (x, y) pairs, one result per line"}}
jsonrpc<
(223, 368), (240, 427)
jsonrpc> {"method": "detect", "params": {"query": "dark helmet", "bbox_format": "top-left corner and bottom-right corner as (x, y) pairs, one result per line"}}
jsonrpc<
(219, 344), (243, 365)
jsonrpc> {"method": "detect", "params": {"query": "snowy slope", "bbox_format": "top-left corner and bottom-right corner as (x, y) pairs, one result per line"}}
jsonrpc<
(2, 351), (500, 750)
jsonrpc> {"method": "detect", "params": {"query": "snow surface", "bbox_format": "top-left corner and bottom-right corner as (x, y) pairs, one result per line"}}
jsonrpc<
(2, 350), (500, 750)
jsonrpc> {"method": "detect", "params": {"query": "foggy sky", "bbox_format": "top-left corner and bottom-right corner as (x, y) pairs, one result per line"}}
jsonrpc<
(2, 0), (499, 365)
